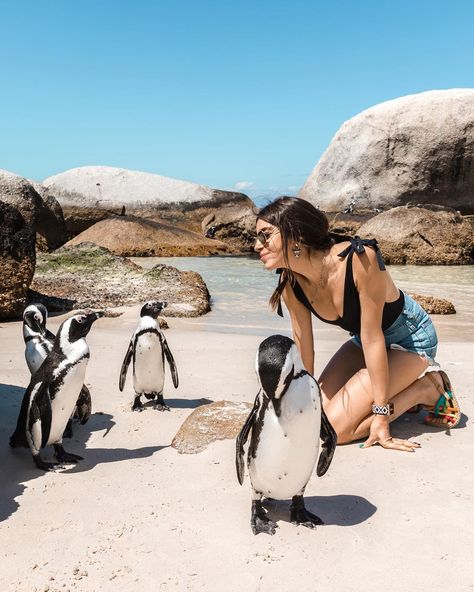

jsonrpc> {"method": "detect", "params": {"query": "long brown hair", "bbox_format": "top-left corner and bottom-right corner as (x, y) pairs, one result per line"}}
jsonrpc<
(257, 196), (335, 311)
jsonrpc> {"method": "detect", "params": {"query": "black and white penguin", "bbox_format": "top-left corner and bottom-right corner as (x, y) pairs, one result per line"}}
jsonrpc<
(10, 310), (103, 471)
(119, 301), (178, 411)
(23, 304), (56, 373)
(236, 334), (337, 535)
(22, 304), (92, 429)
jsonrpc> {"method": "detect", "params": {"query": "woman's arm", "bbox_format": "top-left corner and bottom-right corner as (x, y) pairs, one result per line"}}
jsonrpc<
(281, 282), (315, 374)
(354, 248), (396, 448)
(354, 248), (389, 408)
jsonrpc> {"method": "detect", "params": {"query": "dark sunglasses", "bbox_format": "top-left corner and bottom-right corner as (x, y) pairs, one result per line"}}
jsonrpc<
(255, 229), (279, 247)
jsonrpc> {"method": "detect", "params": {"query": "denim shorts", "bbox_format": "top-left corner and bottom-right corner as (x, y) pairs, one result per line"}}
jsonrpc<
(351, 292), (438, 365)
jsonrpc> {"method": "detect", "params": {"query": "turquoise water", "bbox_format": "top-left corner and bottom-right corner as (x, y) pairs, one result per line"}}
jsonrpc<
(131, 256), (474, 342)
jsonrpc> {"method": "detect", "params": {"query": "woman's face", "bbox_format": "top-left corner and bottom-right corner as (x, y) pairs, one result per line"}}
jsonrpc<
(255, 219), (284, 270)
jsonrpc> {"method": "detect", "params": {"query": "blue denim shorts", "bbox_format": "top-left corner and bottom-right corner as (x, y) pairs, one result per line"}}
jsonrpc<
(351, 292), (438, 365)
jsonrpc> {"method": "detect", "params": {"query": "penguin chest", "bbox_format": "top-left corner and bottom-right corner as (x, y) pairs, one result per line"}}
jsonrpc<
(249, 383), (321, 500)
(133, 333), (164, 394)
(47, 358), (88, 444)
(25, 339), (50, 375)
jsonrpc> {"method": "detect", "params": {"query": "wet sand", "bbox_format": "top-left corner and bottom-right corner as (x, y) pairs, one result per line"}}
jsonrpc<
(0, 306), (473, 592)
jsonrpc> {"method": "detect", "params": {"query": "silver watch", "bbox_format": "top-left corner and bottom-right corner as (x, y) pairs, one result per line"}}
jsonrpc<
(372, 402), (394, 416)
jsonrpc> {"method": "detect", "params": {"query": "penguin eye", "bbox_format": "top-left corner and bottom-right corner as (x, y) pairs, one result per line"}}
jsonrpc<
(77, 316), (84, 324)
(146, 303), (152, 308)
(34, 314), (40, 321)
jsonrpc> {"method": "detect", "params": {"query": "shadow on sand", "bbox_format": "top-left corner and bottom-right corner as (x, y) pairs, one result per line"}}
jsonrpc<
(0, 383), (167, 522)
(262, 494), (377, 527)
(387, 409), (469, 440)
(134, 396), (213, 411)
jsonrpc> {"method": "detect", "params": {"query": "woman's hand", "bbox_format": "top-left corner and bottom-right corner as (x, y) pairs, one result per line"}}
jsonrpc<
(362, 415), (421, 452)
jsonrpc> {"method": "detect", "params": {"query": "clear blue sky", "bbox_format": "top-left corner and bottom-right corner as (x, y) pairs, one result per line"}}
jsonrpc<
(0, 0), (473, 205)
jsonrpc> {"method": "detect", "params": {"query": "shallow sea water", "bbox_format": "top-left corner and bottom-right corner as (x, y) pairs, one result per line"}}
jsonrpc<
(131, 256), (474, 342)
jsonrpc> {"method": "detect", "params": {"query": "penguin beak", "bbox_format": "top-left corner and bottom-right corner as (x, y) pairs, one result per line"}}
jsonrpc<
(32, 318), (46, 336)
(85, 310), (105, 324)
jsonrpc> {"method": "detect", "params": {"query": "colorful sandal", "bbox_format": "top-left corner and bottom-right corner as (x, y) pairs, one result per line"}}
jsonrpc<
(423, 371), (461, 428)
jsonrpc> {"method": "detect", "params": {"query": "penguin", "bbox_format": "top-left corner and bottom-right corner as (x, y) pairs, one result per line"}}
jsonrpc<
(22, 304), (92, 430)
(10, 310), (103, 471)
(119, 301), (178, 412)
(236, 334), (337, 535)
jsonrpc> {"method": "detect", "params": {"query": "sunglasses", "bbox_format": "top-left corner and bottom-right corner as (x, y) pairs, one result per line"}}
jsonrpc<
(255, 229), (280, 247)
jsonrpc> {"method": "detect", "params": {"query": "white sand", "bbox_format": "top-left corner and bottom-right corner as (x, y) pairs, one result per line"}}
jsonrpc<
(0, 307), (473, 592)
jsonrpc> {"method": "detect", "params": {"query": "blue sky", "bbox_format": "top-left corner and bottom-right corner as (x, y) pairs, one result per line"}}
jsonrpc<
(0, 0), (473, 205)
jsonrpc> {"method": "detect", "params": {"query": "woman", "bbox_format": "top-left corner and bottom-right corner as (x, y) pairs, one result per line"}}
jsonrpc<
(255, 196), (461, 452)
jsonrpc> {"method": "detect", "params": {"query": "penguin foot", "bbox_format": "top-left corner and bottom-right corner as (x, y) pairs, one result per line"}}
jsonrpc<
(154, 394), (170, 411)
(251, 500), (278, 536)
(33, 455), (65, 472)
(63, 419), (74, 439)
(153, 402), (171, 412)
(290, 495), (323, 529)
(132, 396), (144, 412)
(53, 444), (84, 464)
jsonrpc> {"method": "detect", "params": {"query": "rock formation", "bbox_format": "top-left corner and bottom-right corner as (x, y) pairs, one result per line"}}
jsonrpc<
(42, 166), (256, 252)
(202, 203), (257, 252)
(0, 201), (36, 319)
(32, 243), (211, 316)
(64, 215), (230, 256)
(358, 206), (474, 264)
(0, 169), (66, 250)
(300, 89), (474, 214)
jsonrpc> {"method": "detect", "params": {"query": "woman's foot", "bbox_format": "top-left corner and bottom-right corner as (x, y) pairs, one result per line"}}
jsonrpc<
(422, 371), (461, 428)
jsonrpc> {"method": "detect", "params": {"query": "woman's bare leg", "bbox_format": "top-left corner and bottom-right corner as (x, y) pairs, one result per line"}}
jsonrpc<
(322, 350), (444, 444)
(318, 340), (366, 405)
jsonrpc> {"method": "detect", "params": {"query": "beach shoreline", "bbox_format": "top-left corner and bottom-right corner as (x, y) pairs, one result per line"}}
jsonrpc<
(0, 305), (473, 591)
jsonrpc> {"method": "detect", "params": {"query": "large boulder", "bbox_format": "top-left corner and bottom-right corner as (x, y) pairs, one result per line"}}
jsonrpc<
(0, 201), (36, 319)
(201, 203), (257, 252)
(32, 243), (210, 316)
(300, 89), (474, 214)
(42, 166), (256, 248)
(0, 170), (67, 250)
(64, 215), (230, 256)
(358, 206), (474, 264)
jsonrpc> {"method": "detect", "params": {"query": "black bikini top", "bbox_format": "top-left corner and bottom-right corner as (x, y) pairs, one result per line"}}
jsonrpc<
(276, 236), (404, 335)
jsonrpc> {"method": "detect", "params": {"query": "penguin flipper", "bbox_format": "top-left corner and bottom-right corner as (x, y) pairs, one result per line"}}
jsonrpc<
(161, 335), (179, 389)
(119, 341), (133, 391)
(235, 391), (260, 485)
(316, 407), (337, 477)
(26, 380), (53, 454)
(75, 385), (92, 424)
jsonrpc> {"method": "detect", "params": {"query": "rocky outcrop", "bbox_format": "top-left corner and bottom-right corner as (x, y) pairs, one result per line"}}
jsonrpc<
(0, 170), (66, 250)
(32, 243), (210, 316)
(300, 89), (474, 214)
(409, 294), (456, 315)
(358, 206), (473, 264)
(171, 400), (253, 454)
(202, 203), (257, 252)
(64, 215), (230, 256)
(42, 166), (256, 245)
(0, 201), (36, 319)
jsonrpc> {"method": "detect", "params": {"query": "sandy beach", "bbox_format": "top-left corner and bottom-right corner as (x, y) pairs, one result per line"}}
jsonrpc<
(1, 304), (473, 592)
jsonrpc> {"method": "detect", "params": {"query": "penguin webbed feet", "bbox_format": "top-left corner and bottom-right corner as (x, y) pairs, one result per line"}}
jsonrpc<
(290, 495), (323, 529)
(33, 454), (65, 472)
(132, 396), (145, 412)
(153, 393), (170, 412)
(251, 500), (278, 536)
(53, 444), (84, 464)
